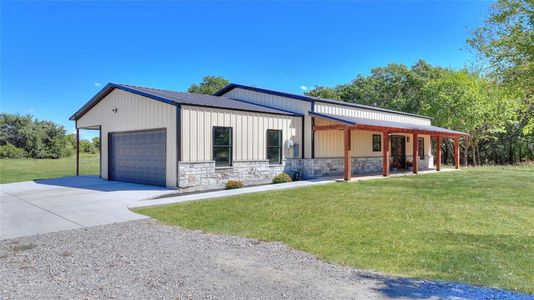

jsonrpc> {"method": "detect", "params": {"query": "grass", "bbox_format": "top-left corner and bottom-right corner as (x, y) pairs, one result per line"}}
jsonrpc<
(0, 153), (99, 184)
(136, 166), (534, 294)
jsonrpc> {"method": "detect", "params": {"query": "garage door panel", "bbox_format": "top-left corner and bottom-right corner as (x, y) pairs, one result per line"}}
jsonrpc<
(109, 129), (166, 186)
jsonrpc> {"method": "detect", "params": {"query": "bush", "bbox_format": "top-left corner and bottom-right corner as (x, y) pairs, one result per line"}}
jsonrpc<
(225, 180), (244, 189)
(272, 173), (292, 184)
(0, 143), (26, 159)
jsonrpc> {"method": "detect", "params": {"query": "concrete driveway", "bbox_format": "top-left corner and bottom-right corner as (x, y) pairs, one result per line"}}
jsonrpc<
(0, 176), (172, 240)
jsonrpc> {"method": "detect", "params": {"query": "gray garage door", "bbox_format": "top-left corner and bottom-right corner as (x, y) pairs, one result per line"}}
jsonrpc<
(109, 129), (166, 186)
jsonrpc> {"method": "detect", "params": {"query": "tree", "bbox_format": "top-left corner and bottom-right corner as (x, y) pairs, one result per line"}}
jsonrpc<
(0, 113), (72, 159)
(305, 60), (448, 114)
(467, 0), (533, 162)
(305, 86), (341, 99)
(468, 0), (533, 94)
(422, 71), (516, 165)
(187, 75), (229, 95)
(92, 137), (100, 150)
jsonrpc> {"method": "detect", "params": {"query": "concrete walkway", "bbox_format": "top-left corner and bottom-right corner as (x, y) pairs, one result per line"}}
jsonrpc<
(129, 168), (455, 209)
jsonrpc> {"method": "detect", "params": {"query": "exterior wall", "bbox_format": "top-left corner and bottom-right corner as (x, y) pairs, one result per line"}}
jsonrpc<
(77, 89), (177, 188)
(181, 105), (302, 162)
(314, 101), (431, 125)
(220, 87), (314, 158)
(314, 118), (384, 158)
(313, 117), (433, 169)
(223, 88), (310, 114)
(178, 161), (284, 192)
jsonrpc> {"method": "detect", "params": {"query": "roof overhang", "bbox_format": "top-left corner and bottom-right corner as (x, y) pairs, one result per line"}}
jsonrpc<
(71, 83), (302, 122)
(69, 83), (177, 121)
(309, 111), (467, 137)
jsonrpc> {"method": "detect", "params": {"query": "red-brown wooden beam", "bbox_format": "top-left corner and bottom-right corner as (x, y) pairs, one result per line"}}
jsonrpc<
(344, 127), (352, 181)
(382, 131), (389, 177)
(436, 136), (442, 171)
(313, 124), (464, 139)
(412, 132), (419, 174)
(454, 136), (460, 169)
(76, 128), (80, 176)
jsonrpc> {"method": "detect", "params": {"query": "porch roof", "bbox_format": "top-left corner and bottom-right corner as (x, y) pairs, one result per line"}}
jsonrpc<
(309, 111), (467, 137)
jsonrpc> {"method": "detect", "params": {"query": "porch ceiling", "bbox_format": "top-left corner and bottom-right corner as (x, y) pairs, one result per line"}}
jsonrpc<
(309, 111), (467, 137)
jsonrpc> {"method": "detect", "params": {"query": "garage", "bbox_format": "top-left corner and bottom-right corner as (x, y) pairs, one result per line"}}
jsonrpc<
(109, 129), (166, 186)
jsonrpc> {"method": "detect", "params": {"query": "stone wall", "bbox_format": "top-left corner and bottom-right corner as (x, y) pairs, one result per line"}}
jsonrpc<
(284, 157), (383, 179)
(179, 155), (435, 192)
(178, 160), (284, 192)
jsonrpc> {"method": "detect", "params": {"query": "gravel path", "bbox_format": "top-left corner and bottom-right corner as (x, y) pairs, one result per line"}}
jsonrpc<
(0, 220), (531, 299)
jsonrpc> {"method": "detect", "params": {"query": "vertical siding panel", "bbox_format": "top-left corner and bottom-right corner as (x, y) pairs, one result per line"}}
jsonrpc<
(77, 89), (177, 187)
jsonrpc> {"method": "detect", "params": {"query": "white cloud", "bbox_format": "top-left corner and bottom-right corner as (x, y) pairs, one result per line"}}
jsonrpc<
(94, 82), (101, 87)
(300, 85), (307, 91)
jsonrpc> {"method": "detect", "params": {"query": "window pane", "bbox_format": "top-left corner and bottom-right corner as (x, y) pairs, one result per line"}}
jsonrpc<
(214, 147), (230, 166)
(214, 127), (230, 146)
(373, 135), (381, 151)
(267, 147), (281, 164)
(267, 130), (281, 147)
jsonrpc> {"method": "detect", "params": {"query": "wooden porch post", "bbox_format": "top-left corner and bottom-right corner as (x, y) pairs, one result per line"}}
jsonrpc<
(382, 131), (389, 176)
(454, 136), (460, 169)
(412, 132), (419, 174)
(76, 128), (80, 176)
(436, 136), (441, 171)
(344, 127), (352, 181)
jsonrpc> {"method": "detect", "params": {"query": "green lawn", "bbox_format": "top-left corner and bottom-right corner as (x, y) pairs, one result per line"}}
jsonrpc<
(0, 153), (100, 184)
(136, 166), (534, 294)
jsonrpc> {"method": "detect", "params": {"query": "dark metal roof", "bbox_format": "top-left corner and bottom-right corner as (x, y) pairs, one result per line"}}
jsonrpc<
(309, 111), (466, 136)
(70, 83), (302, 120)
(214, 83), (433, 120)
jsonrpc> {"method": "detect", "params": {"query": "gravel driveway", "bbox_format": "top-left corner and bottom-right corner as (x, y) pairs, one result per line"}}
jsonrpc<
(0, 220), (531, 299)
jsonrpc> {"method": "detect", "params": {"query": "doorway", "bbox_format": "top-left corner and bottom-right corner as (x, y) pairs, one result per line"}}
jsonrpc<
(390, 135), (406, 170)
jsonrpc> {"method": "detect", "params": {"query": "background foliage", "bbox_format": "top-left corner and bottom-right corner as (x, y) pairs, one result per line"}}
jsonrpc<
(0, 113), (98, 159)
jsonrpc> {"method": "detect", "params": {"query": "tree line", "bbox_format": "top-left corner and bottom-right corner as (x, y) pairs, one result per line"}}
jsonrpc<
(0, 113), (99, 159)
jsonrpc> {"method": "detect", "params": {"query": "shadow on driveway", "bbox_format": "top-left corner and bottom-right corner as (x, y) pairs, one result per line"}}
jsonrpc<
(34, 176), (169, 192)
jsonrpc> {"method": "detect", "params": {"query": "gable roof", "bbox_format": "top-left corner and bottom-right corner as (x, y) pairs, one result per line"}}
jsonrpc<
(214, 83), (433, 120)
(70, 83), (302, 121)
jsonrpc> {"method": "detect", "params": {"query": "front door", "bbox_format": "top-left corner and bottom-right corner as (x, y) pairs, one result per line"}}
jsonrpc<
(390, 135), (406, 170)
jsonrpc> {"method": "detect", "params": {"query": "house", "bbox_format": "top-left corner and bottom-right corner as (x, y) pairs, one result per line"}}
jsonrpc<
(70, 83), (466, 190)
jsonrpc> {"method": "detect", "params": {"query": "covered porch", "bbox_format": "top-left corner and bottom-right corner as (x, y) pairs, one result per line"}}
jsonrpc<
(310, 111), (468, 181)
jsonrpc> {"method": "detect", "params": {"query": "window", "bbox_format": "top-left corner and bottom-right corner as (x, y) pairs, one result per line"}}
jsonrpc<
(213, 127), (232, 167)
(266, 130), (282, 164)
(372, 134), (381, 152)
(418, 137), (424, 158)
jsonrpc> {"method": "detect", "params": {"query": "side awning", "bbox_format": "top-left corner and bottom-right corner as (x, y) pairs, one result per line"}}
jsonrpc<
(309, 111), (467, 137)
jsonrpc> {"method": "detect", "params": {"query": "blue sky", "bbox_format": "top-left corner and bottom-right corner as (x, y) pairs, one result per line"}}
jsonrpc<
(1, 1), (491, 138)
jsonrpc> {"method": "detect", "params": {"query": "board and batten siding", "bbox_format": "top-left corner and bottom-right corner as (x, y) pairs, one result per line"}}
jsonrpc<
(220, 87), (314, 158)
(76, 89), (177, 188)
(314, 102), (431, 126)
(181, 106), (302, 162)
(314, 118), (431, 158)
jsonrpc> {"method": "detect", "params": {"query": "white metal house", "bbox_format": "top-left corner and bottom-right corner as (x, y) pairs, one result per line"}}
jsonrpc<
(71, 83), (466, 190)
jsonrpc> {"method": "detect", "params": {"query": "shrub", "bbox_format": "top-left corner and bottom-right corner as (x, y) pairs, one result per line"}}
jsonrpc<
(225, 180), (244, 189)
(272, 173), (292, 184)
(0, 143), (26, 159)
